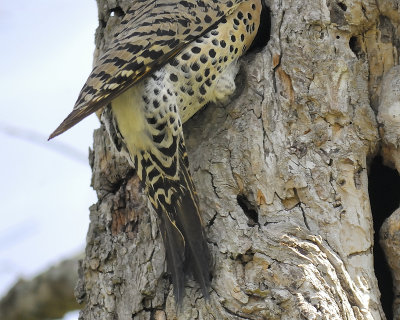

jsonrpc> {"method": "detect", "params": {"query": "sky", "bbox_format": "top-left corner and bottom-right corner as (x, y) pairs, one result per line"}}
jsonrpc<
(0, 0), (99, 313)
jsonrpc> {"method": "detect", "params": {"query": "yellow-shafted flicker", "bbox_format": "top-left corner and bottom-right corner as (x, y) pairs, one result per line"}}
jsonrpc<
(50, 0), (262, 303)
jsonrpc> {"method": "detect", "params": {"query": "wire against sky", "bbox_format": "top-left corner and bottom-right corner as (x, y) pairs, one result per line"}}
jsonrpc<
(0, 122), (89, 164)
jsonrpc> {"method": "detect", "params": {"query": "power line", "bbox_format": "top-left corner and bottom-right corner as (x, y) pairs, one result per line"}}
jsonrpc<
(0, 122), (89, 164)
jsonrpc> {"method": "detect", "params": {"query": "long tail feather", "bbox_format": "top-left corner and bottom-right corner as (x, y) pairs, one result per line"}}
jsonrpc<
(176, 147), (210, 299)
(146, 140), (210, 304)
(158, 212), (186, 303)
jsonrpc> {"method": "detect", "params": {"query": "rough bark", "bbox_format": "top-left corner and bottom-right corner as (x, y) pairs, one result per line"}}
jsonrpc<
(77, 0), (400, 319)
(0, 255), (81, 320)
(378, 65), (400, 320)
(381, 209), (400, 320)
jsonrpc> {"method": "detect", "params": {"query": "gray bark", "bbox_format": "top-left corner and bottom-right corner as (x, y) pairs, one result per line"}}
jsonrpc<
(379, 65), (400, 320)
(76, 0), (400, 319)
(380, 209), (400, 320)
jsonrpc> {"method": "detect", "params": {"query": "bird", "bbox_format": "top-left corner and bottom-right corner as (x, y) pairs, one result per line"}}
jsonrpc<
(49, 0), (262, 304)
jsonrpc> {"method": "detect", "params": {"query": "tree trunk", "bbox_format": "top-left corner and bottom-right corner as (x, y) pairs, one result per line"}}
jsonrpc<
(77, 0), (400, 319)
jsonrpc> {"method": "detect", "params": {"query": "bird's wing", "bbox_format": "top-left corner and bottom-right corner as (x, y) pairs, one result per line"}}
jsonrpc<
(49, 0), (243, 139)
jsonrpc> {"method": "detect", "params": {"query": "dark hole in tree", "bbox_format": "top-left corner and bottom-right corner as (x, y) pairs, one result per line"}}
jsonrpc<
(110, 6), (125, 17)
(237, 194), (259, 226)
(236, 249), (255, 265)
(337, 2), (347, 11)
(248, 2), (271, 52)
(349, 36), (363, 59)
(368, 155), (400, 320)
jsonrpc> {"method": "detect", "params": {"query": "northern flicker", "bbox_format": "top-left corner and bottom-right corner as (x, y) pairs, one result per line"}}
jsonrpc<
(50, 0), (262, 303)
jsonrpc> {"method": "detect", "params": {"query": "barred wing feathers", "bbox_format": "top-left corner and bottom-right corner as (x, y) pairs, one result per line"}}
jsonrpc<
(49, 0), (243, 139)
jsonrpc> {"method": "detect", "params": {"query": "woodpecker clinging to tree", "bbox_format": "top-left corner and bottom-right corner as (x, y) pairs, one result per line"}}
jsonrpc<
(49, 0), (262, 304)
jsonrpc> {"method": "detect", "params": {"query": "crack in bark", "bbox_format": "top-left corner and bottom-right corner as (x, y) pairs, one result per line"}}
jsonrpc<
(297, 201), (310, 231)
(207, 211), (218, 228)
(207, 168), (222, 200)
(221, 304), (257, 320)
(347, 247), (372, 258)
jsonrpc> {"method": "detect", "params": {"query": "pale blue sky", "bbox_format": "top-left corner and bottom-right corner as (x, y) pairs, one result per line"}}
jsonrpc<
(0, 0), (100, 304)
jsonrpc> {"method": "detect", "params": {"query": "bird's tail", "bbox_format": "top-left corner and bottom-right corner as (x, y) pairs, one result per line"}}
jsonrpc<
(144, 140), (210, 304)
